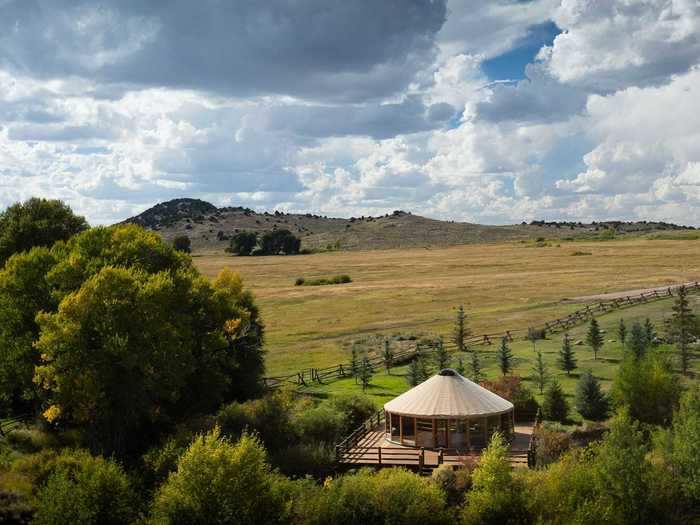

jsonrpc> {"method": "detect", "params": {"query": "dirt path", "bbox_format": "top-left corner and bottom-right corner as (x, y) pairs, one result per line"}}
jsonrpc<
(567, 281), (699, 303)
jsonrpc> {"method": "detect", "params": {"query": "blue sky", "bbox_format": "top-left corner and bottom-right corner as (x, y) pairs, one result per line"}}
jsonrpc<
(1, 0), (700, 226)
(481, 21), (560, 81)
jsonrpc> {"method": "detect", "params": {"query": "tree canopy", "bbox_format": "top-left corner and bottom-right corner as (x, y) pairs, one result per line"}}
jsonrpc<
(0, 198), (88, 266)
(0, 224), (264, 454)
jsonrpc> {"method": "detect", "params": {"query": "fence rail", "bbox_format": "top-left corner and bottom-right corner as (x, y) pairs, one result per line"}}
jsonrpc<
(264, 282), (700, 390)
(0, 414), (31, 437)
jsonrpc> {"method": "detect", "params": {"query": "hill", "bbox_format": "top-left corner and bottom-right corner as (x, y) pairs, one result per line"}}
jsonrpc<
(123, 198), (696, 253)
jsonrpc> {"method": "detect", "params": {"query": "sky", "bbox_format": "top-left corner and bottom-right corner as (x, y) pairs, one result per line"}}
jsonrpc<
(1, 0), (700, 226)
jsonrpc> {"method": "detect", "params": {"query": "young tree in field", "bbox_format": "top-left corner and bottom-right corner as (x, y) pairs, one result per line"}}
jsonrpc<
(542, 380), (569, 422)
(667, 386), (700, 502)
(669, 285), (698, 376)
(628, 322), (647, 360)
(407, 356), (427, 387)
(382, 338), (394, 374)
(359, 355), (373, 392)
(453, 305), (471, 353)
(173, 235), (191, 253)
(586, 317), (604, 360)
(557, 333), (577, 376)
(470, 349), (484, 383)
(435, 337), (450, 370)
(612, 354), (681, 426)
(643, 318), (656, 346)
(497, 337), (514, 376)
(527, 327), (539, 352)
(227, 231), (258, 256)
(575, 370), (608, 420)
(618, 318), (627, 347)
(532, 351), (548, 394)
(350, 346), (360, 384)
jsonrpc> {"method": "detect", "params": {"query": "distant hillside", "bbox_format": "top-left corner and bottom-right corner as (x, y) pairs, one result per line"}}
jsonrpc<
(122, 198), (696, 253)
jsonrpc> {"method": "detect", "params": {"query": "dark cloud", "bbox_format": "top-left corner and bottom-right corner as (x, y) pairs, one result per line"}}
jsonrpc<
(0, 0), (447, 102)
(263, 97), (456, 139)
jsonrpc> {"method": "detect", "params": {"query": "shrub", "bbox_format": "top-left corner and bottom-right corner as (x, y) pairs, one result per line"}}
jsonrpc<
(33, 451), (137, 525)
(308, 467), (450, 525)
(271, 442), (335, 480)
(0, 490), (34, 524)
(330, 395), (376, 434)
(462, 432), (530, 525)
(480, 376), (539, 421)
(150, 429), (286, 525)
(533, 425), (571, 467)
(216, 392), (295, 452)
(294, 275), (352, 286)
(611, 354), (681, 426)
(227, 231), (258, 255)
(292, 403), (346, 445)
(172, 235), (191, 253)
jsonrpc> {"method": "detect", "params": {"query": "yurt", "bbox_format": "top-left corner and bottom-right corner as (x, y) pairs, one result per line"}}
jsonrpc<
(383, 369), (514, 449)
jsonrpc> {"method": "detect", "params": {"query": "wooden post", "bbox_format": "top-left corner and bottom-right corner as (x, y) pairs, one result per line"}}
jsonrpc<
(432, 418), (437, 449)
(438, 448), (444, 465)
(399, 416), (403, 444)
(377, 446), (382, 465)
(466, 418), (470, 449)
(483, 416), (488, 445)
(419, 448), (425, 470)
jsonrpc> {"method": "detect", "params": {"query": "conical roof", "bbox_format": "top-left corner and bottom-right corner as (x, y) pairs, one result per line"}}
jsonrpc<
(384, 369), (513, 418)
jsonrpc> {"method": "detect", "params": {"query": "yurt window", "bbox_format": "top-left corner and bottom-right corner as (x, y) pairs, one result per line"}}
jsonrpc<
(390, 413), (400, 440)
(402, 416), (416, 445)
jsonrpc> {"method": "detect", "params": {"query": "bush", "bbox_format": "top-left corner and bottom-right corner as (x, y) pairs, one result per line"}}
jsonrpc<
(294, 275), (352, 286)
(271, 442), (335, 480)
(227, 231), (258, 255)
(292, 404), (345, 445)
(150, 429), (286, 525)
(533, 425), (571, 467)
(172, 235), (191, 253)
(330, 395), (376, 434)
(611, 354), (681, 426)
(33, 451), (137, 525)
(480, 376), (539, 421)
(308, 467), (450, 525)
(462, 433), (530, 525)
(0, 490), (34, 524)
(216, 393), (295, 452)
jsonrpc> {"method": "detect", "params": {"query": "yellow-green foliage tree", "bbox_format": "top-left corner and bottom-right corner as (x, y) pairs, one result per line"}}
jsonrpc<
(308, 467), (450, 525)
(0, 224), (263, 455)
(461, 432), (529, 524)
(0, 197), (88, 266)
(150, 428), (287, 525)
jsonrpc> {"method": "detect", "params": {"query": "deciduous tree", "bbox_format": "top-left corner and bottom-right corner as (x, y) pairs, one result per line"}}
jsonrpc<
(0, 198), (88, 266)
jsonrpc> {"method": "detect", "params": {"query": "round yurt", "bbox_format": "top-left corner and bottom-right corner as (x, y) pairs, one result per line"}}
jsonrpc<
(383, 369), (514, 449)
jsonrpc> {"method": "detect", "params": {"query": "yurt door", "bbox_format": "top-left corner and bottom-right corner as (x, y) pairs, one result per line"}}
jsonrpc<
(436, 419), (448, 448)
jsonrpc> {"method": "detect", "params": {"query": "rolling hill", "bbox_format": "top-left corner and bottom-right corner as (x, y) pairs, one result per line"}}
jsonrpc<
(123, 198), (695, 253)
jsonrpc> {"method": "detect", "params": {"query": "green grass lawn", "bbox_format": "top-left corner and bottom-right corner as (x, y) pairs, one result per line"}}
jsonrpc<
(299, 294), (700, 423)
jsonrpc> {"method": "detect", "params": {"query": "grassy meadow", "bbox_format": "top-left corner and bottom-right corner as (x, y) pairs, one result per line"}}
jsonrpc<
(296, 295), (700, 420)
(194, 237), (700, 376)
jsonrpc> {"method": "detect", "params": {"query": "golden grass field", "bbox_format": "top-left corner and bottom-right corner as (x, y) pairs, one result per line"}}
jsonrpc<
(194, 238), (700, 375)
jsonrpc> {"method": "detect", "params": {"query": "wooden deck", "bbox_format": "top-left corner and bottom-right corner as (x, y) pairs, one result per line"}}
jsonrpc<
(337, 420), (536, 473)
